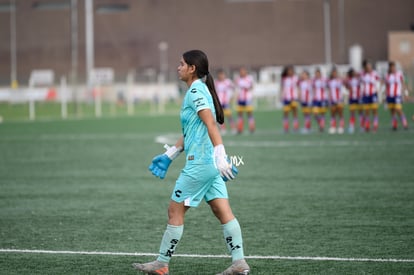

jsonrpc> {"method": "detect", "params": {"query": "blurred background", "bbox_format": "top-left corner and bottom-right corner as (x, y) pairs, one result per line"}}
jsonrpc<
(0, 0), (413, 120)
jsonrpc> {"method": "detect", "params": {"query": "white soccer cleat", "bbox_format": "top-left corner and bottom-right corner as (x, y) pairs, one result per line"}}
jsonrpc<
(216, 259), (250, 275)
(328, 127), (336, 134)
(337, 127), (344, 134)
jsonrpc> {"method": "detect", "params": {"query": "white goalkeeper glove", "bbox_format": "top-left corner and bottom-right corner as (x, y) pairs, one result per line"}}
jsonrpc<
(214, 144), (238, 181)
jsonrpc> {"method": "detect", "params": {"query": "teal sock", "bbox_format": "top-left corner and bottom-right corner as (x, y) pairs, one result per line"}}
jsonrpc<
(157, 224), (184, 263)
(222, 218), (245, 261)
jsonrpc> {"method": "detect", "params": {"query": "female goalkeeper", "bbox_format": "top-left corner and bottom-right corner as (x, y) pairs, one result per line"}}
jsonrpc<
(132, 50), (250, 275)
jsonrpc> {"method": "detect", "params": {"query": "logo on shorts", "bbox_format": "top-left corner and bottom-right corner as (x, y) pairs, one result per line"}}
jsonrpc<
(175, 190), (182, 198)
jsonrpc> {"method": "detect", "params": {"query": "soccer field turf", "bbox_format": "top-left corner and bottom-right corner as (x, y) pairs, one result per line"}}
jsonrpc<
(0, 108), (414, 274)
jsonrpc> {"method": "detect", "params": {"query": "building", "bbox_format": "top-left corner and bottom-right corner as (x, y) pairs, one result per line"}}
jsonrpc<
(0, 0), (413, 85)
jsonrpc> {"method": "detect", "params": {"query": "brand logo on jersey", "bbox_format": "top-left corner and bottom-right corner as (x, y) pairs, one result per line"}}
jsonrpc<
(188, 155), (194, 160)
(190, 88), (197, 93)
(193, 97), (206, 108)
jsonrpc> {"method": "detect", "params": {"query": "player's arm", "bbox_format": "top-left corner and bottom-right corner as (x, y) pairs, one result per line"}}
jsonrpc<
(148, 135), (184, 180)
(198, 109), (237, 181)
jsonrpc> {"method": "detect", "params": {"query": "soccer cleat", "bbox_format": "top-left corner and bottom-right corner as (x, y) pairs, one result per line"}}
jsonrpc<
(328, 127), (336, 134)
(132, 260), (169, 275)
(216, 259), (250, 275)
(337, 127), (344, 134)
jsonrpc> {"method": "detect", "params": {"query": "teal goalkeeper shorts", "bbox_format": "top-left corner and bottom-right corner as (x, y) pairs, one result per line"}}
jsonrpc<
(171, 163), (229, 207)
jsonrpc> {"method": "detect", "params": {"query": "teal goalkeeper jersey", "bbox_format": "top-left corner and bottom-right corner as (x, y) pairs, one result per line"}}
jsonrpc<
(180, 79), (215, 165)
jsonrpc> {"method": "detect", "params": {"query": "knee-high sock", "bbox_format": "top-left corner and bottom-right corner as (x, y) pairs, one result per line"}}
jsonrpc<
(400, 113), (408, 127)
(330, 116), (336, 128)
(157, 224), (184, 263)
(392, 114), (398, 128)
(373, 115), (378, 130)
(283, 116), (289, 132)
(222, 219), (245, 262)
(248, 115), (255, 132)
(293, 117), (299, 130)
(349, 114), (355, 128)
(237, 115), (244, 133)
(304, 114), (311, 129)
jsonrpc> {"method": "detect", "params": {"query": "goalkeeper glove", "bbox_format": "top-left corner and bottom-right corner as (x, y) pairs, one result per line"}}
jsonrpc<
(214, 144), (238, 181)
(149, 144), (182, 179)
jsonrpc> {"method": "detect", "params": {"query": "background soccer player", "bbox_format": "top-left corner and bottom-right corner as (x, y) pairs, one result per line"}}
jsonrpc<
(133, 50), (250, 275)
(384, 61), (409, 130)
(298, 70), (312, 133)
(234, 67), (255, 134)
(327, 67), (345, 134)
(361, 60), (380, 132)
(281, 65), (299, 132)
(344, 68), (363, 133)
(312, 68), (328, 132)
(215, 69), (236, 134)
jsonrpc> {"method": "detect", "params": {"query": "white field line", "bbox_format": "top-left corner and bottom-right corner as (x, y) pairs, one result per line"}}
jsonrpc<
(0, 249), (413, 263)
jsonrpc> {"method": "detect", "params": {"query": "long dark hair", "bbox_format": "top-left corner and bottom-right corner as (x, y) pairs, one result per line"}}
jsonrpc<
(182, 50), (224, 124)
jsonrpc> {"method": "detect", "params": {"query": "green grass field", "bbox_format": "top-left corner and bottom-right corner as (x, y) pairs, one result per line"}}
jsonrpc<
(0, 104), (414, 274)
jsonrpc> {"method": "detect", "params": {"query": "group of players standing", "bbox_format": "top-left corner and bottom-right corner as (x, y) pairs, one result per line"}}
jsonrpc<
(214, 60), (410, 135)
(282, 60), (409, 134)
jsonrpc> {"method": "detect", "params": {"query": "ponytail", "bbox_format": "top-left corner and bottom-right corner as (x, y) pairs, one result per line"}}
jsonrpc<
(205, 73), (224, 124)
(182, 49), (224, 124)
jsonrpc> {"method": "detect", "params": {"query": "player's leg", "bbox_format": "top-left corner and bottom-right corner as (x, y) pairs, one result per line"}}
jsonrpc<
(389, 106), (397, 130)
(396, 105), (408, 129)
(303, 108), (311, 132)
(358, 107), (365, 131)
(329, 105), (337, 134)
(372, 106), (379, 132)
(283, 104), (290, 133)
(338, 105), (344, 134)
(247, 108), (255, 133)
(349, 105), (356, 133)
(132, 201), (187, 274)
(225, 109), (236, 134)
(237, 108), (244, 134)
(209, 198), (250, 275)
(319, 109), (326, 132)
(364, 107), (370, 132)
(292, 104), (299, 131)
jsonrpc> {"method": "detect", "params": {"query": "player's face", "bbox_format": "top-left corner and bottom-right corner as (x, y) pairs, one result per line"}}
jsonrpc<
(315, 71), (321, 78)
(218, 71), (226, 80)
(300, 72), (308, 80)
(390, 64), (396, 73)
(177, 57), (195, 82)
(239, 68), (247, 77)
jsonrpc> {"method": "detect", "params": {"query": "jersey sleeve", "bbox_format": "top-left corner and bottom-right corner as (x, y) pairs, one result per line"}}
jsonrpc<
(188, 87), (211, 113)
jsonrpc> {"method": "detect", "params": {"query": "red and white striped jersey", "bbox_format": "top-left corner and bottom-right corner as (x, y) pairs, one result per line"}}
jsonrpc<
(312, 77), (327, 101)
(345, 76), (361, 100)
(215, 78), (234, 105)
(298, 79), (312, 104)
(235, 75), (254, 103)
(360, 71), (379, 96)
(281, 75), (298, 101)
(385, 71), (404, 98)
(328, 78), (343, 103)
